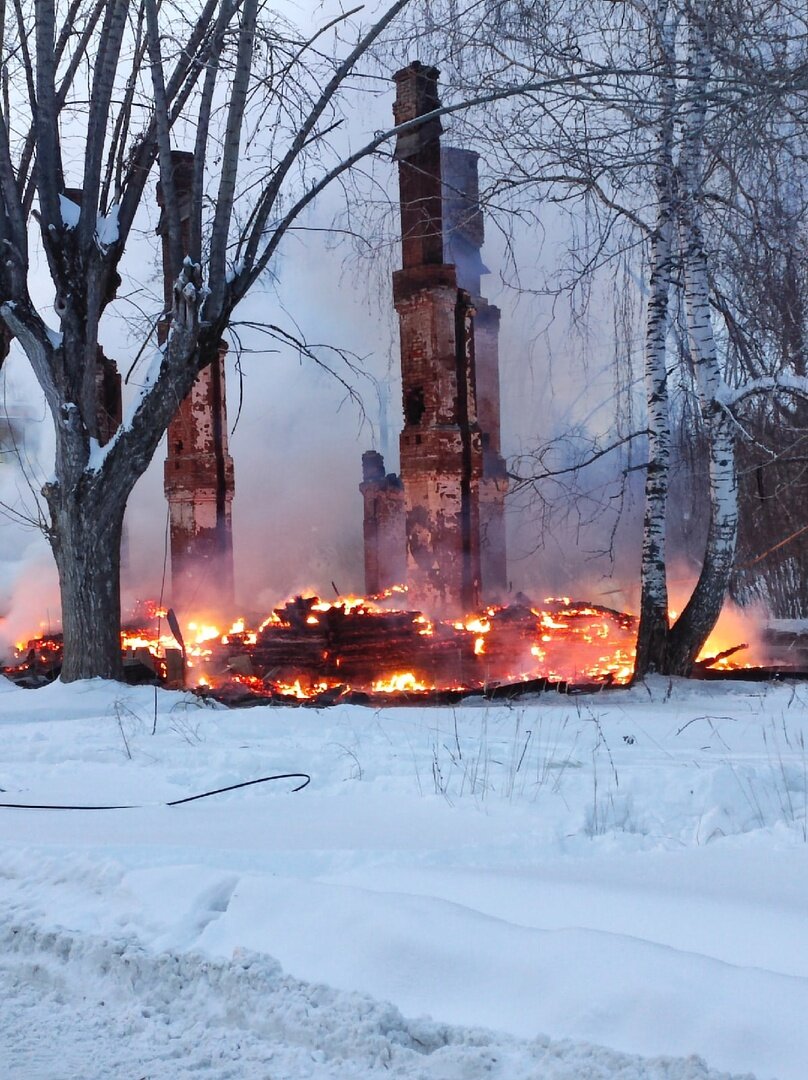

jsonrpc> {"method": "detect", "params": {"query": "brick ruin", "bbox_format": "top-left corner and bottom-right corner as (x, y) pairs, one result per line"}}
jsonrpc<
(361, 62), (508, 614)
(157, 151), (235, 613)
(14, 85), (778, 696)
(442, 146), (508, 600)
(360, 450), (406, 594)
(151, 69), (505, 619)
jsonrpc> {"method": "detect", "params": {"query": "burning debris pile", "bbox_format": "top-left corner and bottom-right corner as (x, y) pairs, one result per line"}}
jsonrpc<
(4, 592), (640, 701)
(220, 593), (637, 700)
(7, 586), (793, 703)
(4, 601), (183, 690)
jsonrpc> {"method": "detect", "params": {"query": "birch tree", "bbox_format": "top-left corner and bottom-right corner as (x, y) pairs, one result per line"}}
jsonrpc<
(633, 0), (677, 674)
(422, 0), (808, 674)
(636, 0), (808, 673)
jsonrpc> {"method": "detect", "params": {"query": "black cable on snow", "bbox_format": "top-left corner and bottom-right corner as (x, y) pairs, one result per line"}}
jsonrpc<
(168, 773), (310, 804)
(0, 772), (311, 810)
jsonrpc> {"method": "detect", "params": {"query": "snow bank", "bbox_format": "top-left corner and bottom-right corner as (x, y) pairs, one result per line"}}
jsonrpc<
(0, 919), (751, 1080)
(1, 676), (806, 1078)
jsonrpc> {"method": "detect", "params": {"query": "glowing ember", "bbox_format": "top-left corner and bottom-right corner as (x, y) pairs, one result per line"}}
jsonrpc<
(372, 672), (430, 693)
(187, 622), (222, 645)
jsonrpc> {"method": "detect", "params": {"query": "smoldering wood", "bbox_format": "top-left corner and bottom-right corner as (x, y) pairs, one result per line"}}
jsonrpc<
(200, 675), (574, 709)
(198, 595), (643, 698)
(7, 595), (808, 700)
(244, 597), (475, 690)
(2, 596), (634, 692)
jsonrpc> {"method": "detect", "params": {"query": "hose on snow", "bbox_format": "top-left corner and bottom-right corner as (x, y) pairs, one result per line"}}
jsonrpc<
(0, 772), (311, 810)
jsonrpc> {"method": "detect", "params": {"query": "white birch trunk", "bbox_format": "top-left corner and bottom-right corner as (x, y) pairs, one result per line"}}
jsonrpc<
(634, 0), (676, 677)
(667, 2), (738, 673)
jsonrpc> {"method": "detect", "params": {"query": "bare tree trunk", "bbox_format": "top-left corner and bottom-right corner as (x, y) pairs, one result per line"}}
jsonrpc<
(667, 407), (737, 671)
(654, 0), (738, 676)
(47, 482), (127, 681)
(634, 1), (675, 677)
(634, 215), (674, 674)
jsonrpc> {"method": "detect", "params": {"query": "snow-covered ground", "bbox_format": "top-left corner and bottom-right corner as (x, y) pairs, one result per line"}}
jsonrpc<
(1, 676), (806, 1079)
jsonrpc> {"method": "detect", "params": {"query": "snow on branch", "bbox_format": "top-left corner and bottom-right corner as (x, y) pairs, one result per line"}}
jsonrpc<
(716, 374), (808, 408)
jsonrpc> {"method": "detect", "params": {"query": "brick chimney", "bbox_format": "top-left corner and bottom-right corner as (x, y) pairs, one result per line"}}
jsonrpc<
(442, 147), (508, 599)
(392, 63), (483, 615)
(158, 150), (235, 613)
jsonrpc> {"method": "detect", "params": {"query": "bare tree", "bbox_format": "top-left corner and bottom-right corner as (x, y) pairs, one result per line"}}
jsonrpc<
(0, 0), (421, 680)
(418, 0), (808, 675)
(636, 0), (808, 672)
(2, 0), (635, 681)
(718, 143), (808, 615)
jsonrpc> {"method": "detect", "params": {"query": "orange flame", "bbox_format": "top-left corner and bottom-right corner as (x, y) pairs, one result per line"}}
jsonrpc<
(372, 672), (430, 693)
(6, 587), (771, 698)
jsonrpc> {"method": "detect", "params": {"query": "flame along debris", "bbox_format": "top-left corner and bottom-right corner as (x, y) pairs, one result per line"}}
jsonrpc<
(4, 588), (759, 697)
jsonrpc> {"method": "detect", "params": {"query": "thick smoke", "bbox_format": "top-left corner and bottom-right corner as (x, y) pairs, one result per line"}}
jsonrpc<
(0, 185), (664, 641)
(0, 118), (767, 651)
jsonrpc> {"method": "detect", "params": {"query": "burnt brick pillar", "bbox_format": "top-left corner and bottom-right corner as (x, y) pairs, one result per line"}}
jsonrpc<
(392, 63), (482, 615)
(474, 303), (509, 599)
(442, 147), (508, 600)
(158, 150), (235, 613)
(360, 451), (406, 594)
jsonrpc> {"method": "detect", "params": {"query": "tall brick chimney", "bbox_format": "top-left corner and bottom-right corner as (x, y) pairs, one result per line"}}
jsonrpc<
(158, 150), (235, 613)
(358, 68), (509, 608)
(442, 148), (508, 599)
(392, 62), (483, 615)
